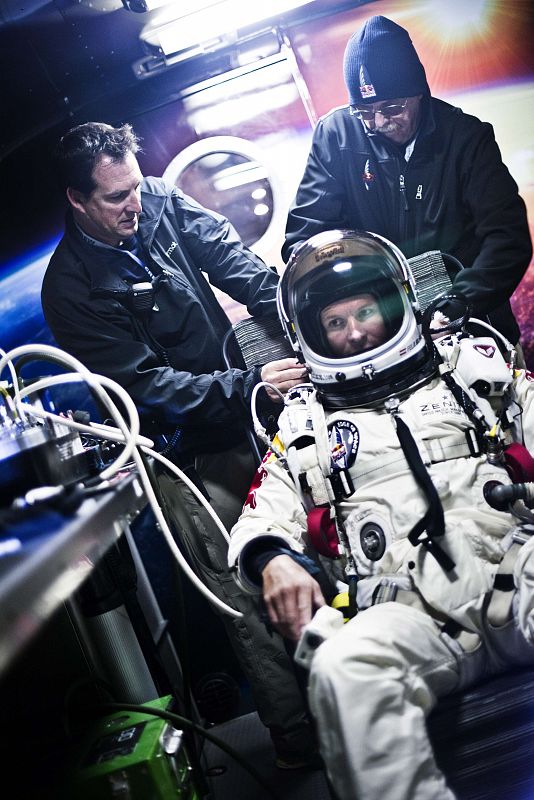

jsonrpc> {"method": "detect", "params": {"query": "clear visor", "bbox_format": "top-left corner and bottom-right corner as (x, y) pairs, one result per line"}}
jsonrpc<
(285, 233), (411, 360)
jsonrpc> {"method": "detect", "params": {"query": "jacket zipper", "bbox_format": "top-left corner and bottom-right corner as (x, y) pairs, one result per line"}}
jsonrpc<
(399, 174), (409, 211)
(399, 172), (410, 243)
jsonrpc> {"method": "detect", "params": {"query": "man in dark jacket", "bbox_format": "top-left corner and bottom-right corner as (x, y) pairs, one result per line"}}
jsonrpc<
(41, 121), (314, 767)
(282, 15), (532, 351)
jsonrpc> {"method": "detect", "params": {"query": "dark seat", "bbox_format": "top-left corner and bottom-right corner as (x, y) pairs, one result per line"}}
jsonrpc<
(222, 314), (294, 464)
(222, 314), (294, 371)
(408, 249), (463, 311)
(429, 667), (534, 799)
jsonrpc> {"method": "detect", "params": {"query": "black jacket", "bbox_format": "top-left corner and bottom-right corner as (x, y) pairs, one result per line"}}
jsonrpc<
(41, 178), (280, 460)
(282, 97), (532, 343)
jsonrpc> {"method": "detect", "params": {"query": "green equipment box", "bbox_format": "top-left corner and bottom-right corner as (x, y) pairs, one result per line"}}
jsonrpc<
(65, 696), (199, 799)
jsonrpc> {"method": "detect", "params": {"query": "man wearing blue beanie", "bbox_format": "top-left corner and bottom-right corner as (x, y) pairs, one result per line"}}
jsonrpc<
(282, 15), (532, 356)
(344, 15), (428, 112)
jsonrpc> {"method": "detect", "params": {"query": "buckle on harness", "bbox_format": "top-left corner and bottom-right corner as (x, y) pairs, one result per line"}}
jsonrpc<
(465, 427), (481, 457)
(327, 468), (354, 501)
(372, 579), (398, 605)
(512, 529), (534, 547)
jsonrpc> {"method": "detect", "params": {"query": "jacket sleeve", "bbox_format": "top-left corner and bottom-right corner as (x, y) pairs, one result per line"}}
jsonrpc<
(41, 257), (263, 430)
(228, 449), (308, 591)
(450, 120), (532, 316)
(174, 189), (280, 317)
(281, 117), (351, 263)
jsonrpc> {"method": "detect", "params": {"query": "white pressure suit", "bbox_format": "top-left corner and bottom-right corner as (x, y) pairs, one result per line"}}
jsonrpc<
(228, 365), (534, 800)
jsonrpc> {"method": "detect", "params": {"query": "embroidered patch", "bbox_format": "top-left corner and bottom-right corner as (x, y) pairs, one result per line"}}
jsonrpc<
(473, 343), (496, 358)
(362, 159), (375, 190)
(328, 420), (359, 471)
(359, 64), (376, 99)
(243, 462), (269, 510)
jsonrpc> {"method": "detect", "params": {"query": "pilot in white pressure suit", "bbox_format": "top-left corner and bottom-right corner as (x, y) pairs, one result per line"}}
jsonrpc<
(227, 229), (534, 800)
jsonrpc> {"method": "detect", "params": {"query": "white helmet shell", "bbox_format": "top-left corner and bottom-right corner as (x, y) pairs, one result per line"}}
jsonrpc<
(278, 230), (435, 407)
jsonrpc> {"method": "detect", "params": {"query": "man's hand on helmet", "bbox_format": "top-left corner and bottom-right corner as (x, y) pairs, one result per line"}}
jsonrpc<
(261, 358), (309, 402)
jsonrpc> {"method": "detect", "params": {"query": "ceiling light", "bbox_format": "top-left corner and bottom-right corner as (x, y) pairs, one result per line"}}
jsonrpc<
(143, 0), (316, 57)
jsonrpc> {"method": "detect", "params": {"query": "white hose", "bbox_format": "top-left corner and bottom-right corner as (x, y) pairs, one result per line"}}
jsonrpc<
(0, 343), (243, 618)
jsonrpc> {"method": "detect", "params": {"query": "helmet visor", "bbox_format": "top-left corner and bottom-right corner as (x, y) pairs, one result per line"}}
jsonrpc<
(293, 256), (407, 360)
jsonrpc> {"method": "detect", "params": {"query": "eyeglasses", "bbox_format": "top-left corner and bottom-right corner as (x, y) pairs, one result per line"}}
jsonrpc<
(352, 98), (409, 121)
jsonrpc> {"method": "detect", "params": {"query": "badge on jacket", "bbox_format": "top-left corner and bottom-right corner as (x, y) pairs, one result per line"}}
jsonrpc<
(329, 420), (359, 471)
(362, 159), (375, 190)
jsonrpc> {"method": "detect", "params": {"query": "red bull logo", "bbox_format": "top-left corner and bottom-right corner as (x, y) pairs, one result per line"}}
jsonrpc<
(359, 65), (376, 99)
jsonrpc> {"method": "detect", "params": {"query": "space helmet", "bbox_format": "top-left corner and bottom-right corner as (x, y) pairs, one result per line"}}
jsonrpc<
(277, 229), (436, 407)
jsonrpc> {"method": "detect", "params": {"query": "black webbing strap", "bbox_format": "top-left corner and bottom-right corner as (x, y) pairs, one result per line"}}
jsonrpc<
(394, 416), (455, 572)
(348, 574), (359, 618)
(440, 370), (488, 438)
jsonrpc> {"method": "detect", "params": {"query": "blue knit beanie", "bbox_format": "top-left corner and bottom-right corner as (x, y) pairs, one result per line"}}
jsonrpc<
(343, 15), (428, 105)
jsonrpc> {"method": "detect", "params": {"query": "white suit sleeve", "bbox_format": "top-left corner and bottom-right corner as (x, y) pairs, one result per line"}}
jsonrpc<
(513, 369), (534, 453)
(227, 449), (308, 589)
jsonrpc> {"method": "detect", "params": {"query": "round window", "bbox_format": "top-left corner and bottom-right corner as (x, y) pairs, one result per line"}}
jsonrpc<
(162, 136), (277, 248)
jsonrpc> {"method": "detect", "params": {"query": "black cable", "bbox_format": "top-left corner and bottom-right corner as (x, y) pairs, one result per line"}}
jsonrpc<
(101, 702), (280, 800)
(440, 252), (465, 278)
(440, 370), (489, 437)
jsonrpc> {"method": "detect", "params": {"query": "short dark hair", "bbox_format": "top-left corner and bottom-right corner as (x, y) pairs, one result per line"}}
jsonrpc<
(54, 121), (142, 194)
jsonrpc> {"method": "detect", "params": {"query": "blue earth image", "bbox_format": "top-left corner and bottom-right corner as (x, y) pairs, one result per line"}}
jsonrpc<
(0, 245), (100, 411)
(0, 247), (57, 356)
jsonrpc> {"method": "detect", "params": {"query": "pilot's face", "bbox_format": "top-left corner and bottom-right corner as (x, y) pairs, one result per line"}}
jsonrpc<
(320, 293), (388, 356)
(68, 150), (143, 246)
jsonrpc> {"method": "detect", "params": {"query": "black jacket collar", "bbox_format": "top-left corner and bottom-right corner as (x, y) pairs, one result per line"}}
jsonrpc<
(64, 179), (167, 293)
